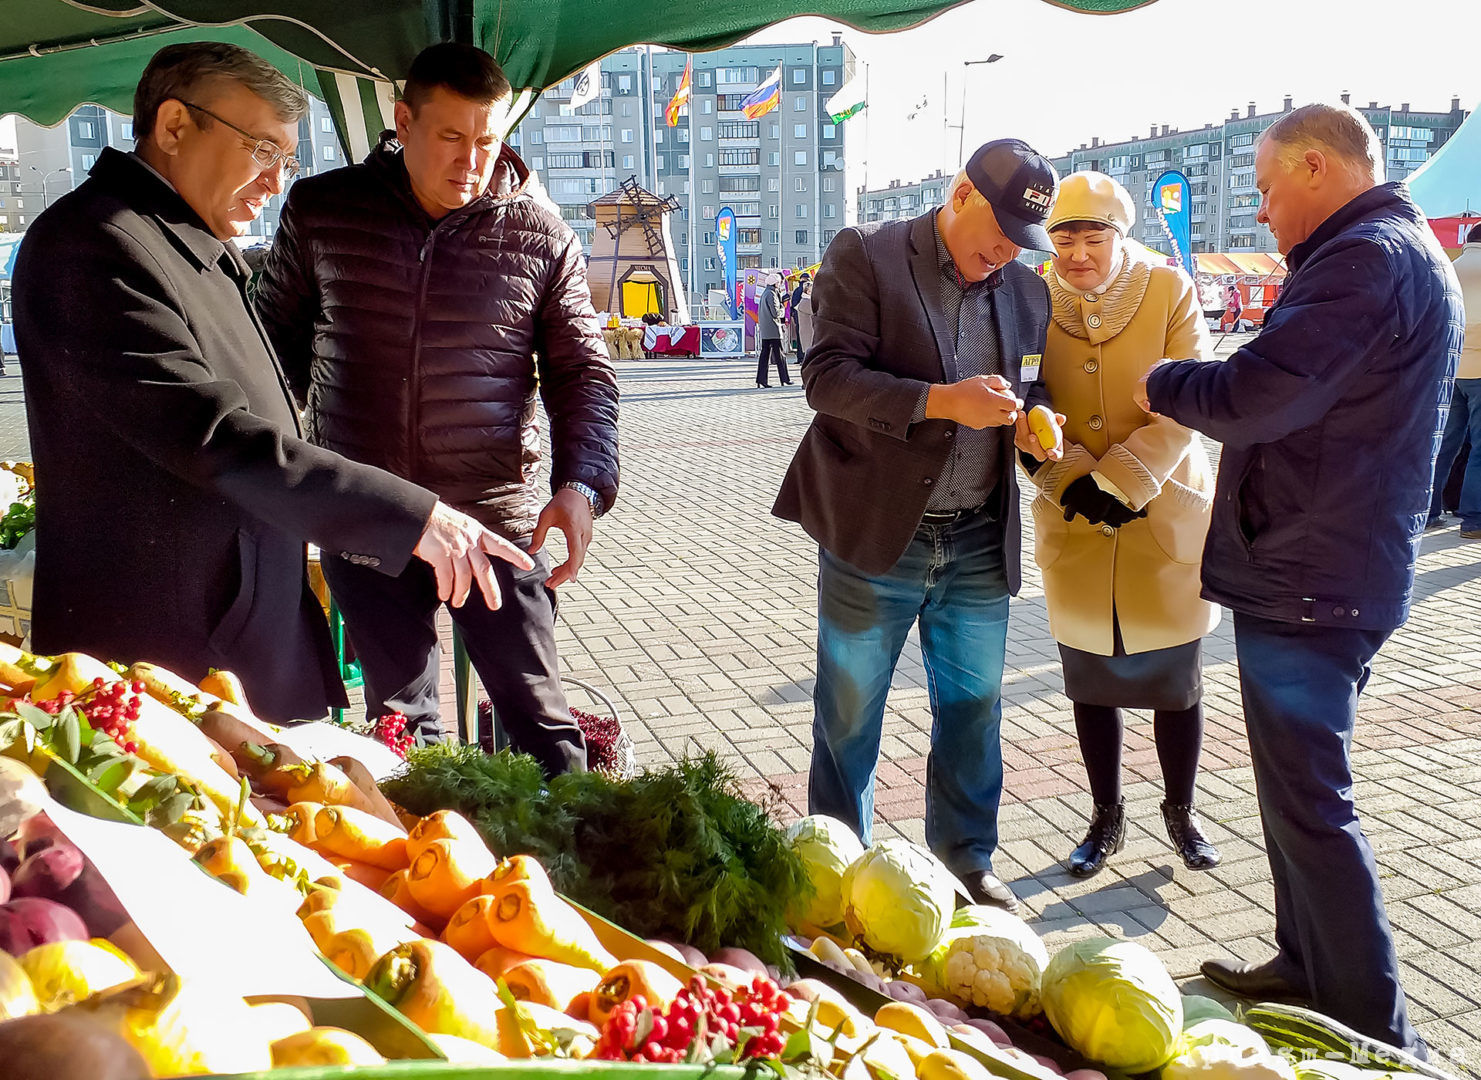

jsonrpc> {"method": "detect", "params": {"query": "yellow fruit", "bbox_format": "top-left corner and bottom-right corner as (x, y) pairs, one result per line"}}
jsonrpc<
(496, 1000), (599, 1059)
(918, 1048), (995, 1080)
(1027, 405), (1063, 454)
(270, 1026), (385, 1066)
(784, 977), (868, 1037)
(874, 1001), (950, 1048)
(19, 939), (140, 1011)
(0, 950), (40, 1019)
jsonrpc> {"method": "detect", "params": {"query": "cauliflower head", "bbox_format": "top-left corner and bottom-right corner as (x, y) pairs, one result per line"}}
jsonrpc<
(924, 905), (1049, 1020)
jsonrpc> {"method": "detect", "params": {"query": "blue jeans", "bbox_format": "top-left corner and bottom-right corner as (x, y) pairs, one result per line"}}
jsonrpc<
(1429, 377), (1481, 528)
(810, 507), (1010, 876)
(1233, 612), (1420, 1052)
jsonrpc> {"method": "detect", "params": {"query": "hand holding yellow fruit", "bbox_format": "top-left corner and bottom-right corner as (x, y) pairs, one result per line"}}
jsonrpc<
(1026, 405), (1064, 458)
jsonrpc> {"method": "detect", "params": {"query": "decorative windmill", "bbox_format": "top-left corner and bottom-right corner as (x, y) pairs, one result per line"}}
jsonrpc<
(586, 177), (689, 322)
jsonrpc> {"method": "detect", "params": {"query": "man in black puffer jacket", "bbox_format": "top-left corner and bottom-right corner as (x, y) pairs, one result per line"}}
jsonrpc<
(256, 43), (619, 772)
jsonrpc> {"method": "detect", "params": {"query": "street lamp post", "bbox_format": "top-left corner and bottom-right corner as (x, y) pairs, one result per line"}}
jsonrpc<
(29, 166), (70, 209)
(956, 55), (1004, 166)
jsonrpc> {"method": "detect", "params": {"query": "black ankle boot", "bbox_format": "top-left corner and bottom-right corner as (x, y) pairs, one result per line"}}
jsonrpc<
(1068, 800), (1126, 878)
(1161, 800), (1221, 870)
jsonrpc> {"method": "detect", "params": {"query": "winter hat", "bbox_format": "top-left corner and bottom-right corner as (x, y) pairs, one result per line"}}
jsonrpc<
(1045, 171), (1135, 236)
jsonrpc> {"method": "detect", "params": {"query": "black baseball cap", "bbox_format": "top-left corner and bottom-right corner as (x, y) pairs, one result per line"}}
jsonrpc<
(964, 139), (1059, 252)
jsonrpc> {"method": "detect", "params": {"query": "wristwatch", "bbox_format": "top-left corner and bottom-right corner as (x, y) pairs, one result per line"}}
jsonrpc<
(560, 480), (605, 519)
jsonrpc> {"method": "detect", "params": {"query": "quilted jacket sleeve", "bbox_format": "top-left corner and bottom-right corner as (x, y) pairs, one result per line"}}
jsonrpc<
(533, 228), (621, 512)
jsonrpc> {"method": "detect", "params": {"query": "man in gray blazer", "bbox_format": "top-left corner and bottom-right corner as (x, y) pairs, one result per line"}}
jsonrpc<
(774, 140), (1061, 910)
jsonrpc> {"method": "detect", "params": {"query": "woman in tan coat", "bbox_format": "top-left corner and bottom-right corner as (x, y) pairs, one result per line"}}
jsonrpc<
(1029, 172), (1221, 877)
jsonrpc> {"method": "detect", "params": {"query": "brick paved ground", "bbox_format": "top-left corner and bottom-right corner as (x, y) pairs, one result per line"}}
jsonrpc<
(4, 339), (1480, 1064)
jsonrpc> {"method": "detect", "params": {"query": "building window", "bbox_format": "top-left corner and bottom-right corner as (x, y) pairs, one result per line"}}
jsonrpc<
(770, 124), (780, 140)
(702, 99), (713, 114)
(621, 130), (633, 143)
(655, 129), (664, 144)
(794, 176), (806, 191)
(651, 76), (663, 93)
(655, 154), (666, 172)
(700, 126), (713, 140)
(532, 156), (545, 170)
(78, 121), (95, 138)
(793, 151), (807, 166)
(322, 145), (336, 161)
(768, 152), (780, 166)
(794, 96), (806, 112)
(823, 69), (837, 86)
(795, 204), (808, 219)
(622, 155), (634, 169)
(768, 177), (780, 191)
(769, 204), (779, 218)
(720, 148), (759, 165)
(794, 123), (807, 138)
(795, 229), (808, 243)
(618, 74), (632, 92)
(822, 177), (836, 192)
(822, 150), (837, 169)
(823, 124), (836, 140)
(80, 153), (97, 170)
(705, 153), (715, 167)
(718, 121), (760, 139)
(702, 205), (715, 219)
(824, 204), (836, 219)
(120, 121), (134, 140)
(621, 101), (633, 117)
(1229, 132), (1254, 148)
(699, 71), (712, 87)
(679, 155), (690, 169)
(792, 69), (805, 85)
(701, 178), (715, 192)
(705, 257), (716, 269)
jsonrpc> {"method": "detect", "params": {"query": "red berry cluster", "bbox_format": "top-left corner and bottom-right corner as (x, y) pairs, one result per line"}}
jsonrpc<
(594, 975), (792, 1063)
(571, 707), (624, 773)
(25, 677), (141, 754)
(374, 712), (415, 758)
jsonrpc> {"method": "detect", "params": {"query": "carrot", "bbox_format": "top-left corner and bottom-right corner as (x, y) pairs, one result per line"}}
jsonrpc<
(194, 836), (298, 911)
(327, 755), (404, 829)
(472, 945), (539, 981)
(406, 838), (498, 920)
(128, 660), (210, 717)
(379, 869), (440, 929)
(244, 826), (343, 884)
(486, 880), (616, 972)
(275, 802), (323, 846)
(202, 733), (240, 778)
(336, 860), (393, 892)
(324, 924), (417, 982)
(442, 895), (500, 962)
(200, 709), (280, 766)
(309, 805), (409, 870)
(482, 854), (554, 897)
(198, 669), (250, 710)
(589, 960), (685, 1028)
(282, 762), (381, 817)
(502, 959), (600, 1011)
(406, 809), (488, 863)
(363, 940), (506, 1050)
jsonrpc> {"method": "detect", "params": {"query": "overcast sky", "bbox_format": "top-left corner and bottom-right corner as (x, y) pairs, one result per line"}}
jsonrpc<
(741, 0), (1481, 189)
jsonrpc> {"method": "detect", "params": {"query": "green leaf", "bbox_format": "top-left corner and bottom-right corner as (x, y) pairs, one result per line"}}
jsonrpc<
(13, 700), (54, 731)
(150, 791), (195, 827)
(133, 773), (179, 808)
(781, 1024), (813, 1061)
(56, 708), (82, 763)
(0, 718), (23, 746)
(89, 757), (136, 795)
(631, 1007), (654, 1049)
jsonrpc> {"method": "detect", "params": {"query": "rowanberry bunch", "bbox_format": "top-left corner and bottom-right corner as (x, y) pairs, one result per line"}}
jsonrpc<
(593, 975), (793, 1063)
(23, 678), (142, 755)
(374, 711), (415, 758)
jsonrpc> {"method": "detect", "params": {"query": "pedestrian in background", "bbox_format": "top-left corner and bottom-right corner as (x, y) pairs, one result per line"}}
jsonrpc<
(1031, 172), (1221, 880)
(789, 271), (812, 366)
(1140, 102), (1460, 1056)
(755, 273), (791, 387)
(1426, 220), (1481, 537)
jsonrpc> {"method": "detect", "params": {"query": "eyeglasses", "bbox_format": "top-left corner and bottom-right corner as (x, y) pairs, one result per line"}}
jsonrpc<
(179, 100), (301, 179)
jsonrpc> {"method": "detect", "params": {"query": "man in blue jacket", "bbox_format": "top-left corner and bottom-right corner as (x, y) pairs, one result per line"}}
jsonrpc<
(1138, 103), (1461, 1054)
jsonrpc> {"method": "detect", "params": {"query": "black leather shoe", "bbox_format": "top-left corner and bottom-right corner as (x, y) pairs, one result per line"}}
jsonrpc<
(1200, 957), (1309, 1001)
(1068, 800), (1126, 878)
(1162, 801), (1221, 870)
(961, 871), (1020, 914)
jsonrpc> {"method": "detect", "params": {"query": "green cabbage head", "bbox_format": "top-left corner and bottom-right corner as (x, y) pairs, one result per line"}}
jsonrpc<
(922, 903), (1050, 1019)
(840, 839), (955, 962)
(785, 815), (865, 932)
(1040, 937), (1183, 1072)
(1181, 995), (1239, 1028)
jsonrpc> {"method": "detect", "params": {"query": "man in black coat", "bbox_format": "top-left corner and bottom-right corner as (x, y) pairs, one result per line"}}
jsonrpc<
(12, 42), (533, 724)
(256, 44), (620, 772)
(773, 140), (1062, 910)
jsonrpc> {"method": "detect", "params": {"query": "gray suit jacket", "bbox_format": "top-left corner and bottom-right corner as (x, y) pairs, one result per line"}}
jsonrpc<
(772, 210), (1050, 587)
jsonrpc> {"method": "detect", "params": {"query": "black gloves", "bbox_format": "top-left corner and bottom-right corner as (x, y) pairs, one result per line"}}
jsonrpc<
(1061, 474), (1148, 528)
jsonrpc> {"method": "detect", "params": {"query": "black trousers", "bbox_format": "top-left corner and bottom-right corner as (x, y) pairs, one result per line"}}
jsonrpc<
(321, 546), (587, 775)
(756, 340), (790, 385)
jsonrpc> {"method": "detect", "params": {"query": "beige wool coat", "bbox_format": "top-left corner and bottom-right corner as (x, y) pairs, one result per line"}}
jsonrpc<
(1028, 248), (1220, 656)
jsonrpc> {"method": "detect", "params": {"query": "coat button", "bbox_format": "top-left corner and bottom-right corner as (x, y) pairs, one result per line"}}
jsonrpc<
(1086, 313), (1102, 329)
(943, 429), (954, 439)
(1101, 525), (1115, 537)
(1084, 293), (1098, 303)
(1084, 359), (1099, 373)
(923, 477), (934, 486)
(1088, 415), (1104, 430)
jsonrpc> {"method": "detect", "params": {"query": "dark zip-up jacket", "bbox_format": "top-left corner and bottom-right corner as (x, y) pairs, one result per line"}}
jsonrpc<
(1148, 183), (1463, 630)
(256, 140), (618, 537)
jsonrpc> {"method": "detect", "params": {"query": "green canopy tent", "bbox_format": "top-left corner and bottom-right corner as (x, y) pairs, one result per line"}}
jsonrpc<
(0, 0), (1154, 161)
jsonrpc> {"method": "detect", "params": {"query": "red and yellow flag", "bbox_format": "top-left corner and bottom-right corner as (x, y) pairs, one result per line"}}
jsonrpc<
(665, 58), (692, 126)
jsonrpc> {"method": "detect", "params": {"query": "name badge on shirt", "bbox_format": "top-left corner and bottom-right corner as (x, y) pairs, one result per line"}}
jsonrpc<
(1020, 354), (1042, 382)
